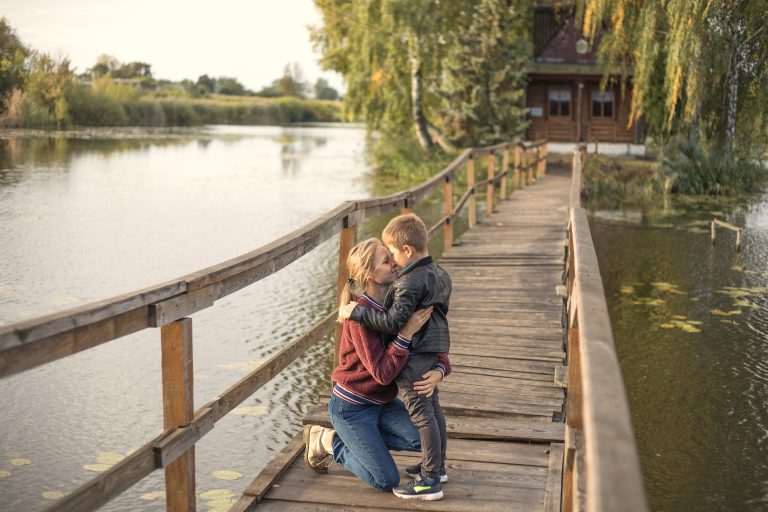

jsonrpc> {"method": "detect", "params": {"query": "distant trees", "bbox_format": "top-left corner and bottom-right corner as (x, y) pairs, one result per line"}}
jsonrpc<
(314, 78), (339, 100)
(88, 54), (152, 80)
(0, 18), (29, 113)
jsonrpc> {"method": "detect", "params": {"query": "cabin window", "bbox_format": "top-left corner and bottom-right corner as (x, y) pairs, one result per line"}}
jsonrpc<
(591, 90), (614, 118)
(548, 89), (571, 117)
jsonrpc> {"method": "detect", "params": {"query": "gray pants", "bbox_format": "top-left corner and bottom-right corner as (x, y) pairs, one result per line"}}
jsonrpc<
(396, 352), (447, 478)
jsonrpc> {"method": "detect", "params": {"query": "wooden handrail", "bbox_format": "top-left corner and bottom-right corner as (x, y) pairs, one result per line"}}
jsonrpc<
(564, 147), (648, 512)
(4, 136), (548, 512)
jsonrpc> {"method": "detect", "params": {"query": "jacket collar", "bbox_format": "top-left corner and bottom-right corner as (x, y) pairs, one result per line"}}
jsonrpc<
(400, 255), (433, 276)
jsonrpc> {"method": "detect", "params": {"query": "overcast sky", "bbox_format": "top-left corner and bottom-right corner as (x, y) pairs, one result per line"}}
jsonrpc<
(0, 0), (344, 93)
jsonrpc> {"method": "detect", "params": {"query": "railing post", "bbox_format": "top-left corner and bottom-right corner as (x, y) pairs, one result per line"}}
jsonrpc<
(334, 216), (357, 375)
(541, 142), (548, 177)
(467, 155), (477, 229)
(486, 153), (495, 218)
(443, 176), (453, 252)
(161, 318), (195, 512)
(401, 198), (413, 215)
(513, 144), (521, 192)
(526, 146), (533, 185)
(500, 147), (510, 201)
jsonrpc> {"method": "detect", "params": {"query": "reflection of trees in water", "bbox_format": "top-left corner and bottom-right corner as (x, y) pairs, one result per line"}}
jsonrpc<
(0, 131), (221, 187)
(275, 133), (328, 175)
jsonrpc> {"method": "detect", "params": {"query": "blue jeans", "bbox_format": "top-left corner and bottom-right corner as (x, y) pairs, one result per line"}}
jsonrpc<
(328, 394), (421, 491)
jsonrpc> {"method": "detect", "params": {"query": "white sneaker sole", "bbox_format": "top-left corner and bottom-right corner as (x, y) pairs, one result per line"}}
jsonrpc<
(392, 490), (444, 501)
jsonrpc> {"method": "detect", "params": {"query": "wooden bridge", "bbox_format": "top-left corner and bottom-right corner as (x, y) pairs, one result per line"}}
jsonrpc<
(0, 141), (647, 511)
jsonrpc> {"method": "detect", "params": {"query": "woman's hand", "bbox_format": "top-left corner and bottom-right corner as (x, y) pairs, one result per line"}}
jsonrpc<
(399, 306), (433, 339)
(339, 301), (358, 320)
(413, 369), (443, 397)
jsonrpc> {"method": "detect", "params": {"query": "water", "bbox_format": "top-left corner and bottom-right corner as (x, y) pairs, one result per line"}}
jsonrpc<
(0, 125), (393, 510)
(589, 194), (768, 511)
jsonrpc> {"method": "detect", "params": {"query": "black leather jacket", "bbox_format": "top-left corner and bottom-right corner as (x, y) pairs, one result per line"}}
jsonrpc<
(350, 256), (451, 353)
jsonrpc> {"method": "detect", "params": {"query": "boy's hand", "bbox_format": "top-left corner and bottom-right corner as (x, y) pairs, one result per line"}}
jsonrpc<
(339, 301), (357, 320)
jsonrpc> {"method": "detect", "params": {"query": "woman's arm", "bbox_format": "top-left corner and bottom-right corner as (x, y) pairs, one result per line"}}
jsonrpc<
(345, 307), (433, 385)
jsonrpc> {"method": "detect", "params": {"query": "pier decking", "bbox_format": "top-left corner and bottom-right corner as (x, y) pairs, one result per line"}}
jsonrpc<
(232, 168), (573, 511)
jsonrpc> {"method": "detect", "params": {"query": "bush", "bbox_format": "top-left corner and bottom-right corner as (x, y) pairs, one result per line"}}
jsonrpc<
(659, 139), (768, 195)
(67, 86), (127, 126)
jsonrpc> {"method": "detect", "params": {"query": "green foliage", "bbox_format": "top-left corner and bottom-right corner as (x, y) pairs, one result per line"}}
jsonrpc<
(67, 87), (128, 126)
(366, 132), (455, 196)
(216, 77), (247, 96)
(314, 78), (339, 100)
(577, 0), (768, 160)
(25, 53), (75, 127)
(582, 155), (663, 205)
(0, 18), (29, 113)
(439, 0), (530, 145)
(659, 139), (768, 195)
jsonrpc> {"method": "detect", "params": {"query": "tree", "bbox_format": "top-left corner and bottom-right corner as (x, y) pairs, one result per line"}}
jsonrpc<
(25, 52), (75, 127)
(440, 0), (530, 145)
(216, 77), (246, 95)
(576, 0), (768, 159)
(276, 63), (308, 98)
(0, 18), (29, 113)
(314, 78), (339, 100)
(312, 1), (474, 149)
(197, 74), (215, 93)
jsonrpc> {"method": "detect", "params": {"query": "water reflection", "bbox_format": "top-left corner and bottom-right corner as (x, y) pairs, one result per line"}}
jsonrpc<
(589, 193), (768, 511)
(0, 125), (366, 511)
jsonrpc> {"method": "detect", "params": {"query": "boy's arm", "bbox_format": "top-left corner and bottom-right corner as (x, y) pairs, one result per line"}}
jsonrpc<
(350, 280), (421, 334)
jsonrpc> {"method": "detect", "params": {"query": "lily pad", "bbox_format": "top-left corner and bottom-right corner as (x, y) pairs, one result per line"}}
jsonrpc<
(0, 470), (10, 478)
(720, 319), (739, 325)
(231, 406), (268, 416)
(10, 458), (30, 466)
(83, 463), (112, 472)
(140, 491), (166, 501)
(42, 491), (66, 500)
(200, 489), (234, 500)
(660, 323), (676, 329)
(733, 299), (760, 309)
(710, 309), (742, 317)
(620, 286), (635, 294)
(212, 470), (243, 481)
(672, 315), (687, 320)
(97, 452), (125, 465)
(207, 497), (236, 511)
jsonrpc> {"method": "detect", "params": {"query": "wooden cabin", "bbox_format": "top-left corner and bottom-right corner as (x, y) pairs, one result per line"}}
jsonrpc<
(525, 7), (645, 144)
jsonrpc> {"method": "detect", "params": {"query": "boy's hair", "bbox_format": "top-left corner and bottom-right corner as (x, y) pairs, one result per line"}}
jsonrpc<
(382, 213), (428, 252)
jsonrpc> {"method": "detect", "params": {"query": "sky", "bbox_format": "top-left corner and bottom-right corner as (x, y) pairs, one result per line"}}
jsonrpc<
(0, 0), (345, 93)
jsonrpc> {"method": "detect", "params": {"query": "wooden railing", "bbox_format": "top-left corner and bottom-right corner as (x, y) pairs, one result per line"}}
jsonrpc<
(0, 139), (547, 512)
(563, 147), (648, 512)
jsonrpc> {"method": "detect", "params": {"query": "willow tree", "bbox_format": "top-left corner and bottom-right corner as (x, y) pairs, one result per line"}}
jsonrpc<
(577, 0), (768, 160)
(439, 0), (530, 145)
(311, 0), (473, 149)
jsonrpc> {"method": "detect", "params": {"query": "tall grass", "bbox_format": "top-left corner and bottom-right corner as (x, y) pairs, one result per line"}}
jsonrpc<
(0, 88), (341, 129)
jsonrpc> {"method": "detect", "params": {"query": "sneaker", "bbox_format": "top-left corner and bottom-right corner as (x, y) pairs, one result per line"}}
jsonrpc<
(392, 474), (443, 501)
(303, 425), (332, 474)
(405, 462), (448, 482)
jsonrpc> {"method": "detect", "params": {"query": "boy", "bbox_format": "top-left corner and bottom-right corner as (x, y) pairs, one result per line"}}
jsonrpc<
(340, 213), (451, 501)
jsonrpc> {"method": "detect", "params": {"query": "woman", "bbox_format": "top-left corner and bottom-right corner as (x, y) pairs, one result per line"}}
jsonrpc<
(303, 238), (450, 491)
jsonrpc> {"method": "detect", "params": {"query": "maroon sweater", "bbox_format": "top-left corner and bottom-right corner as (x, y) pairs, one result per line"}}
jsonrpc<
(332, 294), (451, 405)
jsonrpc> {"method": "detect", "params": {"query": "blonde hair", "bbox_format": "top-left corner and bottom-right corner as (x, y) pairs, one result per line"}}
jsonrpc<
(338, 237), (384, 319)
(382, 213), (428, 252)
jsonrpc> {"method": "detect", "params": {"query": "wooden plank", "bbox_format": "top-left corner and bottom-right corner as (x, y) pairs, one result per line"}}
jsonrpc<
(0, 280), (184, 350)
(555, 365), (568, 388)
(544, 443), (564, 512)
(302, 405), (564, 443)
(0, 305), (149, 379)
(231, 433), (305, 511)
(149, 286), (215, 327)
(160, 318), (195, 512)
